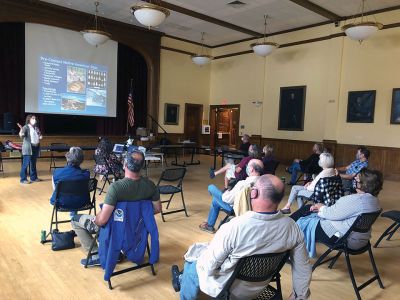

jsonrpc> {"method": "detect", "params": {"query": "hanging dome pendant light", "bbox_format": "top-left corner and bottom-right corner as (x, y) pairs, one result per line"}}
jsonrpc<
(131, 1), (170, 29)
(191, 32), (213, 66)
(250, 15), (279, 57)
(81, 1), (111, 47)
(342, 0), (383, 43)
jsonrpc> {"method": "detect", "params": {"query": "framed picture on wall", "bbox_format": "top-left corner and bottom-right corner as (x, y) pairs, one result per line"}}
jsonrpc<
(278, 86), (306, 131)
(346, 90), (376, 123)
(391, 88), (400, 124)
(164, 103), (180, 125)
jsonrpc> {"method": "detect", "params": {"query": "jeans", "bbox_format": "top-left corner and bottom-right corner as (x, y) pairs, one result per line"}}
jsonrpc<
(288, 185), (313, 209)
(288, 161), (302, 184)
(207, 184), (233, 227)
(20, 145), (39, 182)
(180, 261), (200, 300)
(71, 214), (99, 259)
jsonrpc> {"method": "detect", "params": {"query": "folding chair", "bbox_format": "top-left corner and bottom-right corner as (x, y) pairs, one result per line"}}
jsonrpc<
(49, 143), (69, 170)
(42, 178), (97, 243)
(93, 154), (113, 195)
(213, 251), (290, 300)
(157, 167), (187, 222)
(374, 210), (400, 248)
(312, 210), (384, 300)
(298, 175), (343, 207)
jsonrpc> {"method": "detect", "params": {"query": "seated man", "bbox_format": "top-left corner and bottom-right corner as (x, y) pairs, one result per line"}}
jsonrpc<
(209, 144), (260, 189)
(50, 147), (90, 209)
(71, 150), (161, 267)
(238, 133), (251, 155)
(172, 174), (311, 300)
(199, 159), (263, 233)
(336, 145), (369, 191)
(286, 143), (323, 185)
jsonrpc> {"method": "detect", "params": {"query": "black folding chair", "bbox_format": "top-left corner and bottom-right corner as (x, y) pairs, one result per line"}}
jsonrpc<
(213, 251), (290, 300)
(374, 210), (400, 248)
(298, 175), (343, 207)
(312, 210), (384, 300)
(157, 167), (187, 222)
(49, 143), (69, 170)
(93, 154), (113, 195)
(42, 178), (97, 243)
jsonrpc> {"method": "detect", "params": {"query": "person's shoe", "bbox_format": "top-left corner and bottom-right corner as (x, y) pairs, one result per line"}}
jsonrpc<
(171, 265), (182, 292)
(30, 178), (42, 182)
(80, 257), (101, 267)
(20, 180), (30, 184)
(209, 168), (215, 179)
(199, 222), (216, 234)
(280, 208), (291, 214)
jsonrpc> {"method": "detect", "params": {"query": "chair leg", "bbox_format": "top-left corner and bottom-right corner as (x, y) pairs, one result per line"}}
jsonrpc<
(181, 191), (188, 217)
(85, 232), (99, 268)
(165, 194), (174, 209)
(374, 222), (398, 247)
(45, 206), (57, 242)
(344, 252), (362, 300)
(387, 223), (400, 240)
(275, 274), (283, 300)
(312, 248), (333, 271)
(108, 280), (113, 290)
(99, 177), (107, 195)
(146, 242), (156, 276)
(368, 246), (384, 289)
(328, 251), (342, 269)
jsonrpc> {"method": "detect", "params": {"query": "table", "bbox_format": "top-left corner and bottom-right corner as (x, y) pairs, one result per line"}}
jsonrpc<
(156, 144), (205, 167)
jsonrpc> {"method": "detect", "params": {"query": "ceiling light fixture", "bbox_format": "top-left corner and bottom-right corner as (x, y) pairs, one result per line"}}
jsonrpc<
(81, 1), (111, 47)
(131, 1), (170, 29)
(191, 32), (213, 66)
(250, 14), (279, 57)
(342, 0), (383, 43)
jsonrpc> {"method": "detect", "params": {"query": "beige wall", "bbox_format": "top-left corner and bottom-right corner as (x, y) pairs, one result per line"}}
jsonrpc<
(159, 37), (210, 134)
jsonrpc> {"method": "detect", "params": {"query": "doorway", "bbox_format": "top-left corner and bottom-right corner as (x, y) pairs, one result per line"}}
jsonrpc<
(184, 103), (203, 143)
(209, 105), (240, 149)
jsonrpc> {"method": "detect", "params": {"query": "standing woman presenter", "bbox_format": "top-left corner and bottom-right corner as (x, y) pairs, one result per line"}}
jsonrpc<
(17, 115), (43, 184)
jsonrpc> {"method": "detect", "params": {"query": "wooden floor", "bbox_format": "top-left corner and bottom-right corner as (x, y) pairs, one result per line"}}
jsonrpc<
(0, 155), (399, 300)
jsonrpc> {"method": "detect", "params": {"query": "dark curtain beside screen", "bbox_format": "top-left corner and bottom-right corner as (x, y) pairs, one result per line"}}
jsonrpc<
(0, 23), (148, 136)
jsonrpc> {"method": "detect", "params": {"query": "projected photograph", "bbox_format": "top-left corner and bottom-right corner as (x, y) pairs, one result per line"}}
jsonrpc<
(61, 94), (86, 111)
(67, 66), (86, 94)
(86, 88), (106, 107)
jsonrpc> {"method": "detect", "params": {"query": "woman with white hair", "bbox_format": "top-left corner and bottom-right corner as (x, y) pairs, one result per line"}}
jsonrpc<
(281, 152), (335, 214)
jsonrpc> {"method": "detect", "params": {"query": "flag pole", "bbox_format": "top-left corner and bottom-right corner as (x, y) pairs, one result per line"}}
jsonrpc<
(126, 78), (133, 137)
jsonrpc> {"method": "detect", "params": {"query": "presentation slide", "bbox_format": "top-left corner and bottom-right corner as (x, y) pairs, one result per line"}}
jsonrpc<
(39, 56), (108, 115)
(25, 23), (118, 117)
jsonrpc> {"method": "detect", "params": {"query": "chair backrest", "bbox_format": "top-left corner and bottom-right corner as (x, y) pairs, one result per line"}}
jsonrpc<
(218, 251), (290, 298)
(338, 210), (382, 243)
(310, 175), (343, 206)
(158, 167), (186, 185)
(55, 178), (97, 208)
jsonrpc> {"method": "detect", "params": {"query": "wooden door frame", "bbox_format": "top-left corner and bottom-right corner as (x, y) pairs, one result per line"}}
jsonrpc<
(184, 103), (203, 142)
(209, 104), (241, 149)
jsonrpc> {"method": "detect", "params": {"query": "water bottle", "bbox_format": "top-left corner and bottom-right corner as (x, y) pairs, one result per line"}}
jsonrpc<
(280, 176), (286, 184)
(41, 230), (46, 243)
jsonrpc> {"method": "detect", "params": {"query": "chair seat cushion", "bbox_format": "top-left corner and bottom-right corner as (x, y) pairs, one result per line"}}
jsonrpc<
(381, 210), (400, 222)
(158, 185), (181, 194)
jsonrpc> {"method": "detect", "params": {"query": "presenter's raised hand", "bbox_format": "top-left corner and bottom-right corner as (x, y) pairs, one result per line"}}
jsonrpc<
(17, 123), (23, 129)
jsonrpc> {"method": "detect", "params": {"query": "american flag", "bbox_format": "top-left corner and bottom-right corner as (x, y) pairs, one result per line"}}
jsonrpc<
(127, 86), (134, 127)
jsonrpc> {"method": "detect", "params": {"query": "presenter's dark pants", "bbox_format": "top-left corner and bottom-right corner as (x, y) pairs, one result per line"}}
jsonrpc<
(20, 145), (39, 182)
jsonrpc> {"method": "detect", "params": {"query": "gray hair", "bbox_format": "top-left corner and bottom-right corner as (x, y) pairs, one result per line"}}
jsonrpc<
(256, 175), (285, 205)
(318, 152), (334, 169)
(248, 144), (260, 159)
(124, 150), (145, 173)
(249, 159), (264, 175)
(66, 147), (84, 167)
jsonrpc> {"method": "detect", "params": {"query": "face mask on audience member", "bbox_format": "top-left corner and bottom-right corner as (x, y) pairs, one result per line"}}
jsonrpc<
(246, 165), (252, 176)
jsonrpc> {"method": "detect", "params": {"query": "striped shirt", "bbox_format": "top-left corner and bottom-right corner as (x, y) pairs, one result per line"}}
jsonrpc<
(318, 193), (380, 249)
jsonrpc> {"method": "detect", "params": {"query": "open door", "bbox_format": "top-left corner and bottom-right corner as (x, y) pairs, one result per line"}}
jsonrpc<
(209, 105), (240, 150)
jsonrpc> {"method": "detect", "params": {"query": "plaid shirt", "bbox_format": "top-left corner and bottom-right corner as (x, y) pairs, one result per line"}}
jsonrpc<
(310, 176), (343, 206)
(346, 159), (368, 175)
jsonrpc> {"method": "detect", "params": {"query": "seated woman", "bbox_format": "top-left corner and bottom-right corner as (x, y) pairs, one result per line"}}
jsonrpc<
(286, 143), (323, 185)
(291, 168), (382, 257)
(50, 147), (90, 209)
(94, 137), (123, 179)
(281, 152), (335, 214)
(209, 144), (260, 189)
(261, 144), (277, 174)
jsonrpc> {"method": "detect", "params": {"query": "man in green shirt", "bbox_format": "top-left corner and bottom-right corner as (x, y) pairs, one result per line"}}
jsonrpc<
(72, 150), (161, 267)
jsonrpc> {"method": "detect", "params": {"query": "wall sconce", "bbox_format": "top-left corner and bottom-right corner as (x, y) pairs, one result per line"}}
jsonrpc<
(252, 100), (263, 107)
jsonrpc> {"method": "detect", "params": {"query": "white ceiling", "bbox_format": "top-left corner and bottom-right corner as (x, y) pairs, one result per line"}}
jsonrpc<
(40, 0), (400, 46)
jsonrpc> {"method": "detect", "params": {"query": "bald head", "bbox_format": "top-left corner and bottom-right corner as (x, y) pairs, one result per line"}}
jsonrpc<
(248, 159), (264, 176)
(251, 175), (285, 212)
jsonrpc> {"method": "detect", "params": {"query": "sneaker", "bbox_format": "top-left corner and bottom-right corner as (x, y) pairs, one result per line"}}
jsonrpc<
(80, 257), (101, 267)
(209, 168), (215, 179)
(20, 180), (30, 184)
(171, 265), (182, 292)
(199, 222), (216, 234)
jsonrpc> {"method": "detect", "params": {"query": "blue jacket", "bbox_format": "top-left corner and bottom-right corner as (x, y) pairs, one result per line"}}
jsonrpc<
(98, 200), (160, 281)
(296, 213), (320, 258)
(50, 165), (90, 207)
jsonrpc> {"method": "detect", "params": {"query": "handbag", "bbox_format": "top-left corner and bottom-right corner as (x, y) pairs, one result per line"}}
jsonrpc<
(51, 229), (76, 251)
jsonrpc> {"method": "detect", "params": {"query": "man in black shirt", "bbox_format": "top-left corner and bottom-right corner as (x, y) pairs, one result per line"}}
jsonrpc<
(239, 134), (250, 156)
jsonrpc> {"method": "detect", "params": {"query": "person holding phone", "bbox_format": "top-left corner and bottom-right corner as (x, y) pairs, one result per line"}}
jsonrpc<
(17, 114), (43, 184)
